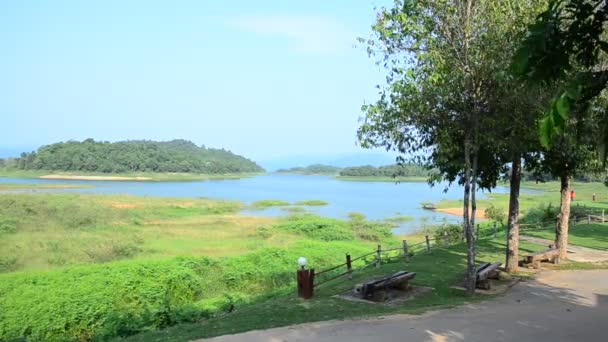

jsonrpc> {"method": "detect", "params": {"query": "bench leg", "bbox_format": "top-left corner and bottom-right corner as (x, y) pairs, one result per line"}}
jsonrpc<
(370, 290), (388, 302)
(553, 256), (560, 264)
(394, 280), (411, 291)
(476, 279), (491, 290)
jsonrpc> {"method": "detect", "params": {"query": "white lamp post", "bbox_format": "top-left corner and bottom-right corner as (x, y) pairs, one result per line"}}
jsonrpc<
(297, 257), (307, 270)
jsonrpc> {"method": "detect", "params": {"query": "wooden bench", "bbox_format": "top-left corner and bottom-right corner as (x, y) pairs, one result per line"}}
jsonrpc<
(475, 262), (501, 290)
(521, 248), (560, 269)
(354, 271), (416, 301)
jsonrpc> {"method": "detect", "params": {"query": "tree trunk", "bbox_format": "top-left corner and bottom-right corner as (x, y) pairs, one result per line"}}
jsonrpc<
(505, 156), (521, 273)
(463, 138), (476, 295)
(470, 142), (478, 235)
(555, 173), (571, 260)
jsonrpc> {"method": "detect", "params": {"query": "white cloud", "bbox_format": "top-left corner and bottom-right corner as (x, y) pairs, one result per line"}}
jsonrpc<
(227, 15), (355, 55)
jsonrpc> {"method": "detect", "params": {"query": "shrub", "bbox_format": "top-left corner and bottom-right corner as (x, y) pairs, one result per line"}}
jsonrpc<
(250, 200), (290, 209)
(272, 215), (354, 241)
(294, 200), (328, 206)
(433, 224), (462, 244)
(0, 219), (17, 234)
(484, 204), (506, 227)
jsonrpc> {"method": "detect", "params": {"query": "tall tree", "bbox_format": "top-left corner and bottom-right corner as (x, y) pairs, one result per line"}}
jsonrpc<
(515, 0), (607, 259)
(358, 0), (546, 292)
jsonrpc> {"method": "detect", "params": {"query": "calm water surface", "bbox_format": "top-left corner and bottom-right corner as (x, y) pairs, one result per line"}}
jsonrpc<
(0, 175), (516, 233)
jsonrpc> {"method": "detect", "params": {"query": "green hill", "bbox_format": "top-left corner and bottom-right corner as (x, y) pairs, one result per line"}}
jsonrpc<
(2, 139), (264, 174)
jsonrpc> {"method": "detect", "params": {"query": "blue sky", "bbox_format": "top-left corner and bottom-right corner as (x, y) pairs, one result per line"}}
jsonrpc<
(0, 0), (392, 162)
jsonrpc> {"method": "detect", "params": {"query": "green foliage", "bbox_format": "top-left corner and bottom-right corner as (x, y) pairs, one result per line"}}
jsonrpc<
(484, 204), (506, 226)
(276, 164), (341, 175)
(8, 139), (264, 174)
(250, 200), (290, 209)
(339, 164), (430, 178)
(0, 240), (373, 342)
(272, 215), (354, 241)
(294, 200), (328, 206)
(433, 224), (462, 244)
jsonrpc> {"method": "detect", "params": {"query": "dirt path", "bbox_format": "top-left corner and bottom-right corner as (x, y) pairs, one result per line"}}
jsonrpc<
(199, 270), (608, 342)
(520, 235), (608, 262)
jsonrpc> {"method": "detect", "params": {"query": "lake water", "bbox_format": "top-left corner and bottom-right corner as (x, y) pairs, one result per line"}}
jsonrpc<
(0, 175), (516, 233)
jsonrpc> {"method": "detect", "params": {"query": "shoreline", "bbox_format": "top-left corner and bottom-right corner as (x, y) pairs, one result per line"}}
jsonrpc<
(433, 207), (486, 219)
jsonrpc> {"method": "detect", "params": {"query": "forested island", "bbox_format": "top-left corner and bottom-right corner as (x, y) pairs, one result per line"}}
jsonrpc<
(275, 164), (342, 175)
(0, 139), (264, 175)
(275, 163), (433, 181)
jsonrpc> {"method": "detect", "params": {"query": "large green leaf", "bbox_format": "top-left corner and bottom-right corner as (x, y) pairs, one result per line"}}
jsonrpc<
(538, 115), (554, 148)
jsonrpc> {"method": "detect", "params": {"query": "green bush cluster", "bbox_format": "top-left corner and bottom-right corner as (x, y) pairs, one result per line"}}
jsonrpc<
(0, 240), (370, 342)
(433, 224), (462, 244)
(484, 204), (505, 226)
(522, 203), (601, 226)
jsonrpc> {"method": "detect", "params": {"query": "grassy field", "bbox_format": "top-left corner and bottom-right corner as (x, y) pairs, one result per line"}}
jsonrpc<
(335, 176), (428, 182)
(118, 233), (547, 342)
(0, 193), (397, 341)
(0, 169), (263, 181)
(434, 181), (608, 216)
(524, 222), (608, 250)
(2, 182), (607, 341)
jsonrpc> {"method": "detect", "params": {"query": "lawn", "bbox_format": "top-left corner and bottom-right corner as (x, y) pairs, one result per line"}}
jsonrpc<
(118, 235), (546, 342)
(524, 222), (608, 250)
(434, 181), (608, 217)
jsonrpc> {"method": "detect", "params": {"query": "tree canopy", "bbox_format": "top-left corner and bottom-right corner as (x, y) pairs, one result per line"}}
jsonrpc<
(3, 139), (264, 174)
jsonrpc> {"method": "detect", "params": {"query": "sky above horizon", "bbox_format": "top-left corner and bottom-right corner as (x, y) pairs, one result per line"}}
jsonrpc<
(0, 0), (394, 162)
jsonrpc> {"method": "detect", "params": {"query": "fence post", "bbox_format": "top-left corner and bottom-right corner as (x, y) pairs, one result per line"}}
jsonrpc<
(425, 235), (431, 253)
(376, 244), (381, 268)
(588, 215), (591, 224)
(402, 240), (409, 261)
(443, 231), (449, 248)
(346, 253), (352, 280)
(493, 222), (497, 239)
(603, 210), (605, 223)
(476, 224), (480, 241)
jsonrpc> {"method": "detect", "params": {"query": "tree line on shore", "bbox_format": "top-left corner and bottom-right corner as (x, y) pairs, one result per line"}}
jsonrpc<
(358, 0), (608, 294)
(0, 139), (264, 174)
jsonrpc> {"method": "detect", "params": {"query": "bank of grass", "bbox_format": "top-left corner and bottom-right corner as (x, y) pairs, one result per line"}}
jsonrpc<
(295, 200), (329, 206)
(119, 233), (547, 342)
(523, 222), (608, 250)
(335, 176), (428, 182)
(0, 169), (262, 181)
(0, 183), (93, 190)
(250, 200), (291, 209)
(434, 181), (608, 215)
(0, 193), (397, 341)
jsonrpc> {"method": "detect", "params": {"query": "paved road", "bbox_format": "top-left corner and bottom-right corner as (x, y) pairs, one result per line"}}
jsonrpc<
(200, 270), (608, 342)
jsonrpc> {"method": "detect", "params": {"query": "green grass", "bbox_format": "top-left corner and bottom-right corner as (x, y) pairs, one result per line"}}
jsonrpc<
(335, 176), (428, 182)
(434, 181), (608, 216)
(0, 183), (94, 190)
(118, 235), (547, 342)
(294, 200), (329, 206)
(250, 200), (291, 209)
(0, 169), (263, 181)
(523, 222), (608, 250)
(0, 194), (397, 341)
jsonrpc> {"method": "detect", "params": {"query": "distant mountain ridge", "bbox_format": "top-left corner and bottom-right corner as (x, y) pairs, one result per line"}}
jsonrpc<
(0, 139), (264, 174)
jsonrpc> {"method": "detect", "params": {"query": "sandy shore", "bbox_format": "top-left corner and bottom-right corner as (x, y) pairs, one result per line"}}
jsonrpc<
(40, 175), (152, 181)
(434, 207), (486, 219)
